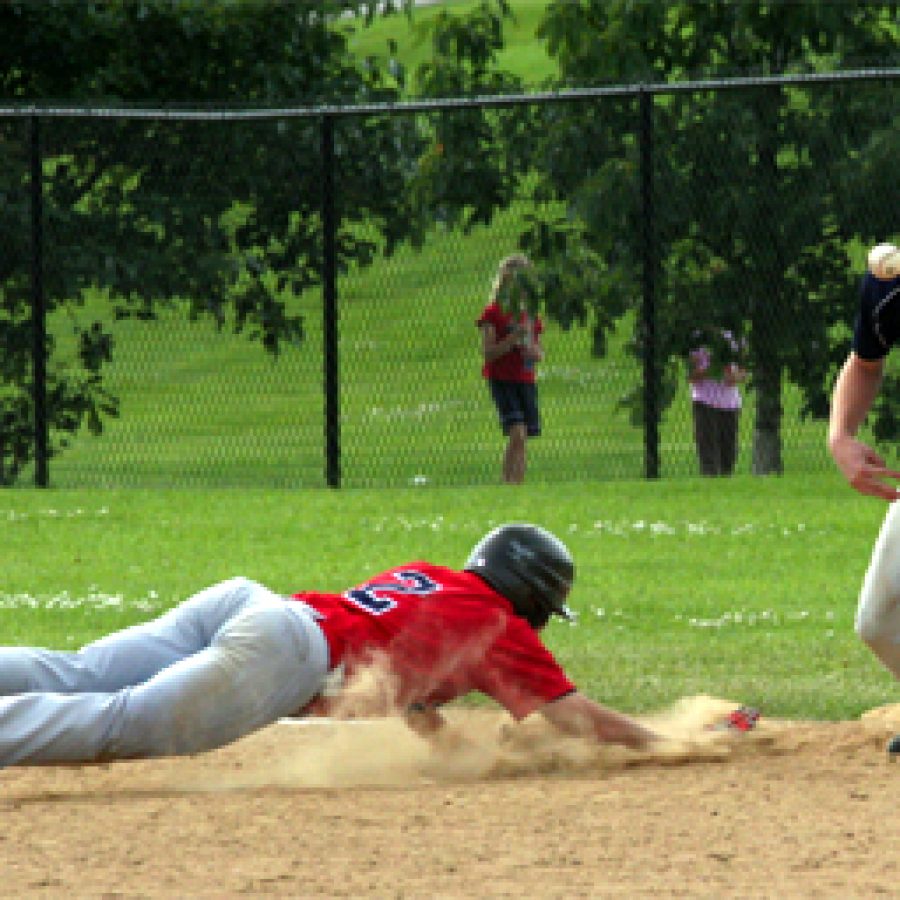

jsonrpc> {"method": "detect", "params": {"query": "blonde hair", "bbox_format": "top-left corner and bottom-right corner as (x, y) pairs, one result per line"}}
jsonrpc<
(489, 253), (532, 305)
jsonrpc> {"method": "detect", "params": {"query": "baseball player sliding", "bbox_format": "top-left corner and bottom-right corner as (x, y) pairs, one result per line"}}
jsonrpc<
(0, 524), (662, 767)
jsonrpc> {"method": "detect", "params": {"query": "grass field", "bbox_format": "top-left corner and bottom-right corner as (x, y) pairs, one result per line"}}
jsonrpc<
(3, 473), (895, 721)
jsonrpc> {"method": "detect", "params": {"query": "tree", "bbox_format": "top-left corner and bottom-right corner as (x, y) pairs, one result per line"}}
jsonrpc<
(0, 0), (422, 484)
(524, 0), (900, 474)
(404, 0), (529, 234)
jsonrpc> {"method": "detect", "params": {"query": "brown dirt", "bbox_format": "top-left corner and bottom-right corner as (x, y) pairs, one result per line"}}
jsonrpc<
(1, 696), (897, 899)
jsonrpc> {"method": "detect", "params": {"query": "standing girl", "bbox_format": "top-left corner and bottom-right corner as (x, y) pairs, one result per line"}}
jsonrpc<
(476, 254), (544, 484)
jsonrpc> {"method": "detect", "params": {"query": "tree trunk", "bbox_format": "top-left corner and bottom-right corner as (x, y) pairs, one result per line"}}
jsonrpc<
(591, 323), (604, 358)
(749, 89), (785, 477)
(752, 360), (784, 475)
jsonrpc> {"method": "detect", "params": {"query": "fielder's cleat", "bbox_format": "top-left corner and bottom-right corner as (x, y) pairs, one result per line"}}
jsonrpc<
(887, 733), (900, 759)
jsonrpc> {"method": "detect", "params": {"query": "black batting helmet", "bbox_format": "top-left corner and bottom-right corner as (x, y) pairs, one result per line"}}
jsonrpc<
(464, 523), (575, 629)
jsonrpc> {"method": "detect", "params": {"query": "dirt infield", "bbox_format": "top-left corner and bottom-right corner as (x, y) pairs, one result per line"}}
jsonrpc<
(1, 696), (897, 898)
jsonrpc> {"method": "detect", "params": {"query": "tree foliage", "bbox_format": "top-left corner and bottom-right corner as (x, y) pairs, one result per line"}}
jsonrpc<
(0, 0), (421, 483)
(403, 0), (530, 234)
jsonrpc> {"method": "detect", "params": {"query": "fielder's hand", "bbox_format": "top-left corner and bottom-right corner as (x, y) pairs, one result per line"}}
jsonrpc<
(831, 437), (900, 502)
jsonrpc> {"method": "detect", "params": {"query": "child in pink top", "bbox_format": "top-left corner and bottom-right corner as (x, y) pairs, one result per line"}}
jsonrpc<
(687, 330), (748, 476)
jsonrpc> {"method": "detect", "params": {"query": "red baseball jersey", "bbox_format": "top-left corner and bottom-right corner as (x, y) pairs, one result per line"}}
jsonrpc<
(476, 303), (543, 383)
(292, 563), (574, 720)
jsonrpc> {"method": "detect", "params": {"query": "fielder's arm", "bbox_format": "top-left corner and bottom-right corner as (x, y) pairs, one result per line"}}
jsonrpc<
(828, 353), (900, 500)
(539, 691), (660, 751)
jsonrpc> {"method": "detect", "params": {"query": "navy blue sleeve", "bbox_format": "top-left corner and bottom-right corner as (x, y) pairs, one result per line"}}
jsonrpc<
(852, 273), (900, 361)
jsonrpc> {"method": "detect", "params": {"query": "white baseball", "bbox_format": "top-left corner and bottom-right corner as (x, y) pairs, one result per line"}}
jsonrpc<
(868, 242), (900, 281)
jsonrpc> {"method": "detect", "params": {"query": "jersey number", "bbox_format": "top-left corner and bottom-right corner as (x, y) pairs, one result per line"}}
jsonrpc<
(345, 570), (439, 614)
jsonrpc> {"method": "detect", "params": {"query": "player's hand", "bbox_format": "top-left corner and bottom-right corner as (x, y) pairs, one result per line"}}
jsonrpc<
(830, 436), (900, 501)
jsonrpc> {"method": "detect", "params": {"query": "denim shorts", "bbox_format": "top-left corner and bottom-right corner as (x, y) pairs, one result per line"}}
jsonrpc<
(488, 379), (541, 437)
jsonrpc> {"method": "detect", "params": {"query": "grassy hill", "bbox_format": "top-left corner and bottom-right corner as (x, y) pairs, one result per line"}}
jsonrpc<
(345, 1), (558, 90)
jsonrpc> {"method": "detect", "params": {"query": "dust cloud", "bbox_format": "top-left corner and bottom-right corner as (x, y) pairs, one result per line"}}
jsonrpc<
(177, 693), (869, 792)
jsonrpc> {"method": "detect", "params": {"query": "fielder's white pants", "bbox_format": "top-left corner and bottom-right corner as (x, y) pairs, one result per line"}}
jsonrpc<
(0, 577), (330, 767)
(856, 502), (900, 679)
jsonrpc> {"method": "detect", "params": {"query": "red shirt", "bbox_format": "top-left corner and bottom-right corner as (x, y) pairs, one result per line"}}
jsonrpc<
(476, 304), (543, 384)
(292, 563), (574, 720)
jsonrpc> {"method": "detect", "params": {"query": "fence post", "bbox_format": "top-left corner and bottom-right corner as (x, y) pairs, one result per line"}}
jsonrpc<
(639, 88), (660, 479)
(321, 113), (340, 488)
(30, 114), (49, 488)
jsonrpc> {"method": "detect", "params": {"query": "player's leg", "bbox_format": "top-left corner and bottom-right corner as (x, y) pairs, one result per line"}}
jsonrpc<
(519, 381), (541, 484)
(0, 577), (258, 696)
(488, 380), (525, 484)
(107, 594), (330, 759)
(0, 585), (329, 766)
(856, 502), (900, 679)
(504, 423), (527, 484)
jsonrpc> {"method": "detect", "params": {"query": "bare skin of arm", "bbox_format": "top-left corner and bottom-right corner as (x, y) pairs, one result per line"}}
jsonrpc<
(523, 332), (544, 365)
(687, 357), (746, 387)
(538, 691), (660, 751)
(828, 352), (900, 501)
(722, 363), (748, 387)
(404, 693), (659, 752)
(481, 322), (524, 364)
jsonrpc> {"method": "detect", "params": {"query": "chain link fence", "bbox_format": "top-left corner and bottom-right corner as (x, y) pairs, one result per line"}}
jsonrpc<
(3, 69), (897, 488)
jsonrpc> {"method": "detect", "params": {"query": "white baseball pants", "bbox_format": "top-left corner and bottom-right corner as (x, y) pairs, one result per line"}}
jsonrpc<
(0, 577), (330, 766)
(856, 502), (900, 679)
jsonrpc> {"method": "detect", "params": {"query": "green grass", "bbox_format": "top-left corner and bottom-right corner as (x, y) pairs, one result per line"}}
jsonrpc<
(2, 473), (895, 721)
(345, 1), (558, 90)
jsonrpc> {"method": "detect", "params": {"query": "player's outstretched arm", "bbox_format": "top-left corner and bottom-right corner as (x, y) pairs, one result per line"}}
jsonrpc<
(539, 691), (660, 751)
